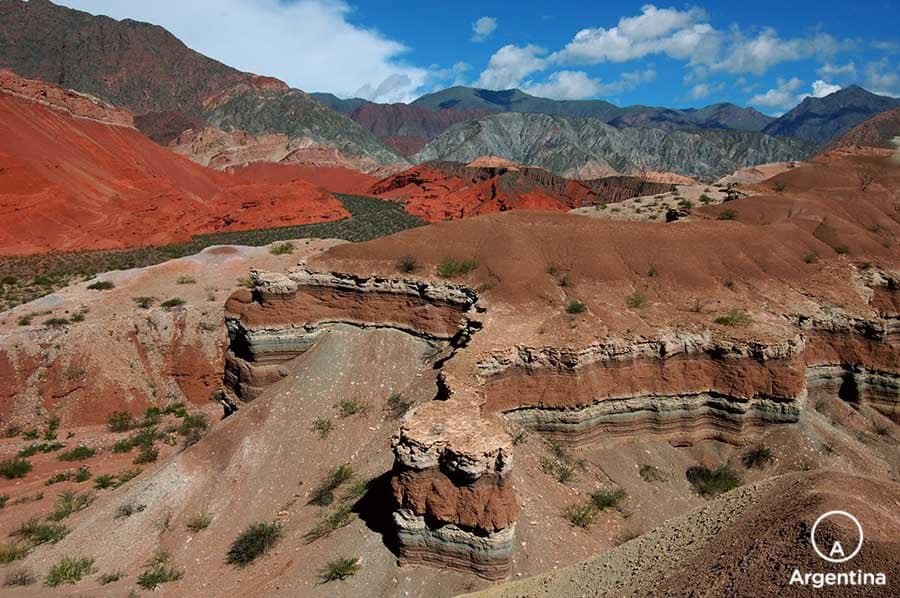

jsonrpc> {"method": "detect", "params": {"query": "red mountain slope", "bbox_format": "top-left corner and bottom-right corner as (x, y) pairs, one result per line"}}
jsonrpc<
(0, 74), (347, 256)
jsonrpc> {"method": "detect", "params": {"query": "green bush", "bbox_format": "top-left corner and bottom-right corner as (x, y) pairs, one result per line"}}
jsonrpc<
(717, 209), (737, 221)
(385, 393), (413, 419)
(133, 445), (159, 465)
(17, 517), (69, 544)
(58, 446), (96, 462)
(161, 297), (186, 311)
(94, 475), (116, 489)
(713, 309), (752, 327)
(269, 242), (295, 256)
(319, 556), (360, 583)
(436, 258), (478, 278)
(133, 296), (155, 309)
(539, 456), (575, 484)
(626, 290), (647, 309)
(591, 488), (627, 511)
(49, 490), (94, 521)
(336, 398), (367, 418)
(396, 256), (417, 273)
(803, 252), (818, 264)
(114, 502), (146, 519)
(87, 280), (114, 291)
(44, 556), (95, 587)
(18, 441), (63, 457)
(226, 522), (283, 566)
(564, 501), (597, 528)
(311, 417), (333, 439)
(741, 444), (773, 469)
(0, 542), (29, 564)
(107, 411), (135, 433)
(186, 513), (212, 533)
(309, 465), (354, 506)
(639, 464), (665, 482)
(305, 502), (355, 542)
(137, 550), (183, 590)
(98, 571), (124, 585)
(0, 494), (8, 509)
(565, 300), (587, 314)
(175, 276), (196, 285)
(0, 458), (32, 479)
(686, 464), (742, 497)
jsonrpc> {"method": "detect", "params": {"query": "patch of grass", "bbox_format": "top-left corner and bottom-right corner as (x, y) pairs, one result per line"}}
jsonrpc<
(18, 441), (63, 457)
(385, 392), (413, 419)
(565, 299), (587, 314)
(178, 412), (208, 447)
(269, 241), (295, 255)
(98, 571), (124, 585)
(336, 398), (367, 418)
(305, 502), (355, 542)
(539, 456), (575, 484)
(133, 445), (159, 465)
(57, 445), (96, 462)
(160, 297), (186, 310)
(94, 474), (116, 489)
(0, 458), (32, 479)
(309, 465), (354, 506)
(44, 317), (70, 328)
(717, 208), (737, 221)
(50, 490), (95, 521)
(311, 417), (334, 439)
(686, 463), (742, 497)
(4, 567), (35, 587)
(226, 522), (283, 567)
(133, 296), (155, 309)
(87, 280), (114, 291)
(713, 308), (752, 327)
(111, 438), (134, 453)
(639, 464), (666, 482)
(137, 550), (183, 590)
(396, 256), (417, 273)
(741, 444), (773, 469)
(186, 513), (212, 533)
(107, 411), (135, 433)
(44, 556), (96, 587)
(436, 258), (478, 278)
(591, 488), (627, 511)
(564, 501), (597, 528)
(114, 502), (146, 519)
(625, 290), (647, 309)
(0, 542), (30, 564)
(319, 557), (360, 583)
(17, 517), (69, 544)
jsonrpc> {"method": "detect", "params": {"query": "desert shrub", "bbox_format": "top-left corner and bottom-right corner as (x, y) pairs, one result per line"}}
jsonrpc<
(591, 488), (627, 511)
(436, 258), (478, 278)
(114, 502), (146, 519)
(178, 412), (208, 447)
(647, 264), (658, 278)
(717, 209), (737, 221)
(58, 445), (95, 462)
(22, 429), (39, 440)
(0, 494), (8, 509)
(111, 438), (134, 453)
(226, 522), (283, 566)
(686, 464), (742, 497)
(98, 571), (124, 585)
(385, 393), (413, 419)
(309, 465), (354, 506)
(269, 241), (295, 256)
(0, 542), (29, 564)
(539, 456), (575, 484)
(74, 466), (93, 482)
(343, 478), (371, 502)
(305, 502), (355, 542)
(133, 445), (159, 465)
(94, 475), (116, 489)
(133, 296), (155, 309)
(44, 317), (69, 328)
(396, 256), (417, 273)
(17, 517), (69, 544)
(639, 464), (666, 482)
(186, 513), (212, 533)
(50, 490), (95, 521)
(175, 276), (196, 285)
(45, 471), (73, 485)
(130, 425), (158, 448)
(834, 245), (850, 255)
(161, 297), (186, 310)
(311, 417), (334, 439)
(336, 398), (367, 417)
(137, 550), (183, 590)
(319, 557), (360, 583)
(44, 556), (95, 587)
(87, 280), (114, 291)
(0, 458), (32, 479)
(565, 300), (587, 314)
(741, 444), (773, 469)
(699, 194), (713, 205)
(625, 290), (647, 309)
(564, 501), (597, 528)
(803, 252), (818, 264)
(4, 425), (21, 438)
(107, 411), (135, 432)
(18, 441), (63, 457)
(713, 309), (752, 327)
(3, 567), (35, 586)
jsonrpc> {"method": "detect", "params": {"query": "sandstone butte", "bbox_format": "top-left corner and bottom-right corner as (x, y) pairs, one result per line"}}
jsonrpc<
(0, 70), (348, 256)
(221, 149), (899, 580)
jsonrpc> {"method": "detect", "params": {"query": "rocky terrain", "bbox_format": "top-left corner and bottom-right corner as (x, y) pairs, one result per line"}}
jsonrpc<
(824, 108), (900, 153)
(415, 112), (814, 180)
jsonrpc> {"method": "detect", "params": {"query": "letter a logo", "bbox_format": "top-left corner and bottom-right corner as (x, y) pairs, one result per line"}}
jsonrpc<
(830, 541), (845, 558)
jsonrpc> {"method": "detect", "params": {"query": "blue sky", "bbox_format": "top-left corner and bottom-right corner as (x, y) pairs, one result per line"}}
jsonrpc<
(56, 1), (899, 113)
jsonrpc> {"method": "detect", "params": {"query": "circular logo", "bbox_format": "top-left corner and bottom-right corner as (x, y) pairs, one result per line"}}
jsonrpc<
(810, 511), (864, 564)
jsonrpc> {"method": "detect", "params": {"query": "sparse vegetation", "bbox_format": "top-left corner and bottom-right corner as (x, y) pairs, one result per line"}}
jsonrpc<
(0, 458), (32, 479)
(591, 487), (627, 510)
(717, 209), (737, 221)
(133, 445), (159, 465)
(178, 412), (208, 447)
(227, 522), (283, 566)
(539, 456), (575, 484)
(699, 194), (713, 205)
(98, 571), (124, 585)
(309, 465), (354, 506)
(436, 258), (478, 278)
(4, 567), (35, 587)
(305, 502), (355, 542)
(319, 557), (360, 583)
(0, 543), (29, 564)
(133, 296), (155, 309)
(647, 264), (658, 278)
(385, 392), (413, 419)
(114, 502), (146, 519)
(311, 417), (334, 439)
(175, 275), (197, 285)
(137, 550), (183, 590)
(626, 290), (647, 309)
(686, 463), (742, 497)
(186, 513), (212, 533)
(107, 411), (135, 432)
(804, 252), (818, 264)
(58, 445), (96, 462)
(336, 398), (367, 417)
(50, 490), (95, 521)
(161, 297), (186, 310)
(565, 299), (587, 314)
(742, 444), (773, 469)
(396, 256), (417, 273)
(639, 464), (666, 482)
(18, 441), (63, 457)
(564, 501), (597, 528)
(834, 245), (850, 255)
(87, 280), (114, 291)
(269, 241), (295, 255)
(713, 308), (752, 327)
(17, 517), (69, 544)
(44, 556), (96, 587)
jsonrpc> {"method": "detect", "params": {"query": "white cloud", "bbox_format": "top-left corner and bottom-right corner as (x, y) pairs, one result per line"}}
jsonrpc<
(476, 44), (547, 89)
(817, 62), (856, 79)
(524, 71), (601, 100)
(689, 81), (724, 99)
(714, 29), (842, 75)
(865, 58), (900, 96)
(551, 5), (719, 65)
(810, 80), (841, 98)
(749, 77), (804, 109)
(472, 16), (497, 42)
(54, 0), (430, 102)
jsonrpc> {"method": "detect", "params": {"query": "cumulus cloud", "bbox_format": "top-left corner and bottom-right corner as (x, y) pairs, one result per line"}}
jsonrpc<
(54, 0), (430, 102)
(476, 44), (547, 89)
(714, 29), (843, 75)
(472, 16), (497, 42)
(810, 80), (841, 98)
(817, 62), (856, 79)
(865, 58), (900, 96)
(689, 81), (725, 99)
(522, 68), (656, 100)
(749, 77), (804, 109)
